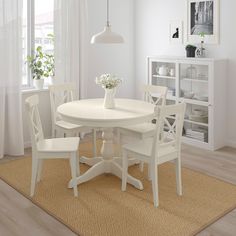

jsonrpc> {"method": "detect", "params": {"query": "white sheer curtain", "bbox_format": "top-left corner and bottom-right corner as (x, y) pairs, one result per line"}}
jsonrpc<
(0, 0), (24, 158)
(54, 0), (89, 99)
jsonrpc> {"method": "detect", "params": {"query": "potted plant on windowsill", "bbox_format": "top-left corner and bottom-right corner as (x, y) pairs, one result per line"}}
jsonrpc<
(27, 45), (54, 90)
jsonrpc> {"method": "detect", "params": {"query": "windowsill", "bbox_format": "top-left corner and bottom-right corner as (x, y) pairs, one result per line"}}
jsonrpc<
(21, 87), (49, 94)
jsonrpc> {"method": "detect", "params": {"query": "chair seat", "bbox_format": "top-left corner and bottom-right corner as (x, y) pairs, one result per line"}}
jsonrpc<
(123, 138), (177, 158)
(119, 122), (156, 138)
(55, 120), (83, 130)
(37, 137), (80, 153)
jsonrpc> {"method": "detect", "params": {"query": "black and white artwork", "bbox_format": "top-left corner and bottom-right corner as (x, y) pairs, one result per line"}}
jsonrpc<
(169, 21), (183, 44)
(187, 0), (219, 44)
(190, 1), (213, 35)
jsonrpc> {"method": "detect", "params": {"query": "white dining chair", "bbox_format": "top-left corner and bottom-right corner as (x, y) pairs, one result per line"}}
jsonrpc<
(49, 84), (97, 156)
(121, 102), (186, 207)
(25, 95), (79, 197)
(117, 85), (168, 174)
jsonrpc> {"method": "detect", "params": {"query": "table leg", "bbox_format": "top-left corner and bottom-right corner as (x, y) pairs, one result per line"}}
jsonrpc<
(68, 161), (106, 188)
(101, 128), (114, 159)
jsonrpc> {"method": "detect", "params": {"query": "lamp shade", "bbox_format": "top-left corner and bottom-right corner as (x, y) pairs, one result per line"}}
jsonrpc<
(91, 25), (124, 44)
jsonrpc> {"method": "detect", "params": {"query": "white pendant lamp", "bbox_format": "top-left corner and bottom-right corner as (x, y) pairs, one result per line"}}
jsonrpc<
(91, 0), (124, 44)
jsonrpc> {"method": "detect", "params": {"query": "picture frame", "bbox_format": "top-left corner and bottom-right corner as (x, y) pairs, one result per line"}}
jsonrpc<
(186, 0), (220, 44)
(169, 20), (183, 45)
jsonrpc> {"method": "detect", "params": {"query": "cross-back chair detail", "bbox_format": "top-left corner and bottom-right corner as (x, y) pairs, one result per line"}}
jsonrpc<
(25, 95), (44, 152)
(142, 85), (168, 106)
(49, 84), (75, 124)
(151, 103), (186, 159)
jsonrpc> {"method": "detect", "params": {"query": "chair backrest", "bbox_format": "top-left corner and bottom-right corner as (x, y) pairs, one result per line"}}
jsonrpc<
(142, 85), (168, 106)
(151, 102), (186, 159)
(25, 95), (44, 153)
(48, 83), (75, 124)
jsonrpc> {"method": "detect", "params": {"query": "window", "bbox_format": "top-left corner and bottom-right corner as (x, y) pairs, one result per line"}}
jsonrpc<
(22, 0), (54, 88)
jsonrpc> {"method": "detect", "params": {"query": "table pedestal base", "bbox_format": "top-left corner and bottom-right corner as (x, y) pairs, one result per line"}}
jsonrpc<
(68, 128), (143, 191)
(68, 159), (143, 190)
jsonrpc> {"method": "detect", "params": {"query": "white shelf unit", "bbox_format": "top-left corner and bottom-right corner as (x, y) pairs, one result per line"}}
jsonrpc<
(147, 56), (227, 150)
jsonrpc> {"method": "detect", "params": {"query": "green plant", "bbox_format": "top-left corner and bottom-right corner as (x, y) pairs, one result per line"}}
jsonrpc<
(185, 44), (196, 50)
(26, 35), (54, 80)
(199, 32), (205, 38)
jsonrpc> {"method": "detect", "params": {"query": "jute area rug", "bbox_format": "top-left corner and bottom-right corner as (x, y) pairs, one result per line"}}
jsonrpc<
(0, 141), (236, 236)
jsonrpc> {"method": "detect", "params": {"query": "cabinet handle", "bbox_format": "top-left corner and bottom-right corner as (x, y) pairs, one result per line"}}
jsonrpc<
(208, 104), (212, 107)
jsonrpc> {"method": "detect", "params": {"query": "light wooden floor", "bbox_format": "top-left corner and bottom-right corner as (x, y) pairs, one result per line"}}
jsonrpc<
(0, 142), (236, 236)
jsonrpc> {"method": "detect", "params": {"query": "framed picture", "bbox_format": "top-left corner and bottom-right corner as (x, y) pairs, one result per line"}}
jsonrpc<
(169, 20), (183, 44)
(186, 0), (219, 44)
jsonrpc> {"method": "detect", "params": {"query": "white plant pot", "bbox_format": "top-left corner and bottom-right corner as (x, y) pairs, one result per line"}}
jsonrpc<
(103, 88), (116, 109)
(33, 79), (44, 90)
(49, 76), (55, 85)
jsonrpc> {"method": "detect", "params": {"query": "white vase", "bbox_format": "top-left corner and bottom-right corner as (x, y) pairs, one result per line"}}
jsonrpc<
(103, 88), (116, 109)
(33, 79), (44, 90)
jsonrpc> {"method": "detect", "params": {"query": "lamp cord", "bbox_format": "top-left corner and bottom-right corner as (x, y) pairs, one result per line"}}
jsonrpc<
(106, 0), (110, 26)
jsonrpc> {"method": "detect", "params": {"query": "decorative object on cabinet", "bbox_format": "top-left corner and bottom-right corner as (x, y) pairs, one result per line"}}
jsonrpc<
(185, 45), (197, 57)
(157, 65), (169, 76)
(169, 20), (183, 44)
(196, 32), (206, 58)
(184, 91), (195, 99)
(95, 73), (122, 109)
(186, 0), (220, 44)
(147, 56), (227, 150)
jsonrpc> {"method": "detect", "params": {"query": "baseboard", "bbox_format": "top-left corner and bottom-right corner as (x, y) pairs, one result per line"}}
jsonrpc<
(225, 140), (236, 148)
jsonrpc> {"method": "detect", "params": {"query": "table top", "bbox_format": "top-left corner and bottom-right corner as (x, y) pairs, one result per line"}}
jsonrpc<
(57, 98), (155, 127)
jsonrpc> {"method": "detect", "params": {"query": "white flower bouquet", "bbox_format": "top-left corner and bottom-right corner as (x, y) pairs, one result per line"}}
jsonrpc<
(95, 74), (122, 89)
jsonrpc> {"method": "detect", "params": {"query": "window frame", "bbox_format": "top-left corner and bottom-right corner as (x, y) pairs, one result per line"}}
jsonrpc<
(22, 0), (54, 89)
(22, 0), (34, 89)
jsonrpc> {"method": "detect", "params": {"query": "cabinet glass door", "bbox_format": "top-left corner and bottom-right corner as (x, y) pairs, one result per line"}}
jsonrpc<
(151, 61), (177, 101)
(183, 103), (209, 143)
(179, 63), (209, 102)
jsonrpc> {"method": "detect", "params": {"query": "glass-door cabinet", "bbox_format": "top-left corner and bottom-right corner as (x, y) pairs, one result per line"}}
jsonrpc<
(148, 56), (227, 150)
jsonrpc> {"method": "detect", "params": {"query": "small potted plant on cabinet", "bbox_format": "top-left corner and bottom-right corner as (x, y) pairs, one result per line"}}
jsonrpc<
(27, 45), (54, 89)
(185, 44), (197, 58)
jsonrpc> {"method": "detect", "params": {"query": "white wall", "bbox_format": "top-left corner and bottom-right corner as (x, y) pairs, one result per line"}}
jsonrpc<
(87, 0), (135, 99)
(134, 0), (236, 147)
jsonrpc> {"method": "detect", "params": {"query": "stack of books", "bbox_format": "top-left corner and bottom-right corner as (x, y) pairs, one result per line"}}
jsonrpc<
(185, 128), (208, 142)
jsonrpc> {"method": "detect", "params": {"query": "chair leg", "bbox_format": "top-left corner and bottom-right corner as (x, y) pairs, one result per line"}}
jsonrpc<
(121, 150), (128, 191)
(76, 151), (80, 176)
(93, 129), (97, 157)
(151, 164), (159, 207)
(148, 164), (152, 180)
(175, 157), (182, 196)
(70, 153), (78, 197)
(37, 159), (43, 182)
(30, 158), (39, 197)
(117, 129), (122, 157)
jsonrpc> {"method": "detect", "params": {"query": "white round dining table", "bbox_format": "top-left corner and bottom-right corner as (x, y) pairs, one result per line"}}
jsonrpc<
(57, 98), (155, 190)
